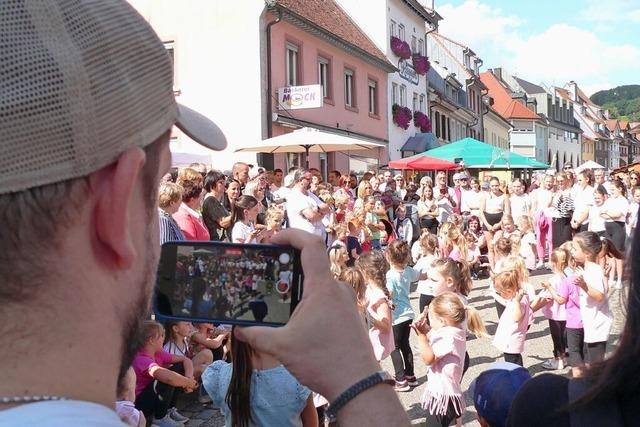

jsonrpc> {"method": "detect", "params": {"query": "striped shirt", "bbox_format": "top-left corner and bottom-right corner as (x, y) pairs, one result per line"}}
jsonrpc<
(159, 208), (185, 245)
(553, 192), (575, 218)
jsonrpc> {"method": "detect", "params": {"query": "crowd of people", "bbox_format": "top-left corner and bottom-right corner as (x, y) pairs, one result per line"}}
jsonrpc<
(146, 159), (636, 426)
(5, 3), (640, 427)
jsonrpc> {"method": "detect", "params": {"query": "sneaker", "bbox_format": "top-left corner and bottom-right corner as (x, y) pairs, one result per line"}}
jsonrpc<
(394, 380), (410, 392)
(535, 261), (544, 269)
(168, 407), (189, 423)
(615, 280), (623, 290)
(541, 359), (559, 370)
(152, 413), (182, 427)
(557, 359), (565, 370)
(404, 375), (419, 387)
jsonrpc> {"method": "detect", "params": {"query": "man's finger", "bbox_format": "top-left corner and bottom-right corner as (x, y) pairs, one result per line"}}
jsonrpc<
(270, 229), (332, 280)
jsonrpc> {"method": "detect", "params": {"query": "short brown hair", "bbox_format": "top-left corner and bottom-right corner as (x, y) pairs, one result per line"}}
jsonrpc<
(142, 320), (164, 343)
(177, 167), (203, 202)
(158, 182), (183, 209)
(0, 134), (166, 304)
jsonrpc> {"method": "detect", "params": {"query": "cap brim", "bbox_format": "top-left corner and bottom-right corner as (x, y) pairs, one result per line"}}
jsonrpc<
(175, 103), (227, 151)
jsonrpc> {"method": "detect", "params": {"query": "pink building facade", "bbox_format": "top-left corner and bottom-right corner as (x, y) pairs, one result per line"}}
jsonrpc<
(267, 0), (395, 175)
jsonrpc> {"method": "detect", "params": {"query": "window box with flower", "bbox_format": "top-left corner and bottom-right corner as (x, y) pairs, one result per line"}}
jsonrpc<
(390, 36), (411, 60)
(412, 54), (430, 75)
(392, 104), (413, 130)
(413, 111), (432, 132)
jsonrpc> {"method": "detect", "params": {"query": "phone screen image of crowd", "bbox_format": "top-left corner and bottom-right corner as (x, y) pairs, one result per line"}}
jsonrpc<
(171, 245), (296, 324)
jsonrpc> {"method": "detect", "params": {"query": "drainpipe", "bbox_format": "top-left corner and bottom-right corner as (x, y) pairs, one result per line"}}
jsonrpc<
(424, 21), (437, 133)
(263, 7), (282, 168)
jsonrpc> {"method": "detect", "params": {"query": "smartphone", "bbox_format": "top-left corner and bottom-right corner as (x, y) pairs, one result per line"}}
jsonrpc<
(154, 241), (303, 327)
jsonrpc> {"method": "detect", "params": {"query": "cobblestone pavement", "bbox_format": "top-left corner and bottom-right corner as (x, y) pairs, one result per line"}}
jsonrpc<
(178, 269), (627, 427)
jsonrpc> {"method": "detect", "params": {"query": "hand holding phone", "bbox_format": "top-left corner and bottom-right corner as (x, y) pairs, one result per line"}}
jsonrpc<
(154, 241), (303, 327)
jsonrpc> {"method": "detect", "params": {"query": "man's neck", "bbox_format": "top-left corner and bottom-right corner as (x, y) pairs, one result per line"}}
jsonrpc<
(0, 306), (122, 410)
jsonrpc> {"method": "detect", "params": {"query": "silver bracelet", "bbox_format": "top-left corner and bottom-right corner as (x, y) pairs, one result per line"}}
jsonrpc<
(325, 371), (395, 422)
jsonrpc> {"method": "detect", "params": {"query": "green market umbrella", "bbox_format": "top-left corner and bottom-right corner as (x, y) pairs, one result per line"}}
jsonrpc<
(425, 137), (549, 169)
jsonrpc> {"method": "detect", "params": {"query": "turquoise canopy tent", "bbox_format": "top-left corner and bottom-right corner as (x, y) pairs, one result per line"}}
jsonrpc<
(425, 137), (549, 169)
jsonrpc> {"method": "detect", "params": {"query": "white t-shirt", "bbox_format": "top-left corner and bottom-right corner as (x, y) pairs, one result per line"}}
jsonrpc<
(588, 204), (606, 232)
(603, 195), (629, 222)
(460, 188), (481, 215)
(286, 189), (321, 235)
(231, 221), (256, 244)
(509, 193), (531, 221)
(571, 185), (594, 224)
(414, 254), (437, 295)
(579, 262), (612, 343)
(0, 400), (126, 426)
(435, 187), (456, 223)
(533, 188), (554, 216)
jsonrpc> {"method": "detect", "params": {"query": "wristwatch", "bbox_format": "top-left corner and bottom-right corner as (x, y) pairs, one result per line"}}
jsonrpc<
(325, 371), (395, 422)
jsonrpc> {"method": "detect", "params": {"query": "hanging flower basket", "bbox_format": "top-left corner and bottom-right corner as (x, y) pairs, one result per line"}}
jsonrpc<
(390, 36), (411, 60)
(392, 104), (413, 130)
(413, 111), (432, 133)
(412, 54), (430, 75)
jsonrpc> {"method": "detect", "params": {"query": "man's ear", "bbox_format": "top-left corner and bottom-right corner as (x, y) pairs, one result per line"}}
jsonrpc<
(92, 147), (147, 269)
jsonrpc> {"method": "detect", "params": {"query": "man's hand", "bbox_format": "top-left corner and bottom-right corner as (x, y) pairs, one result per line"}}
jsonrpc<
(234, 229), (381, 402)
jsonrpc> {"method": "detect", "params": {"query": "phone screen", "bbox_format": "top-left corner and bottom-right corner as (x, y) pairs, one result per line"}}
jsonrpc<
(154, 241), (303, 327)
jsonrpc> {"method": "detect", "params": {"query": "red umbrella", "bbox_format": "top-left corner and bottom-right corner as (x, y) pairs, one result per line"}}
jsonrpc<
(388, 155), (458, 170)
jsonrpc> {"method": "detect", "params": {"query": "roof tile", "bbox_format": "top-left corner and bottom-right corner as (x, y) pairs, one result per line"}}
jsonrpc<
(480, 72), (540, 120)
(276, 0), (389, 65)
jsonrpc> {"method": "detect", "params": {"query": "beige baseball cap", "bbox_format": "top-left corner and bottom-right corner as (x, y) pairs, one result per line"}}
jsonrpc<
(0, 0), (227, 195)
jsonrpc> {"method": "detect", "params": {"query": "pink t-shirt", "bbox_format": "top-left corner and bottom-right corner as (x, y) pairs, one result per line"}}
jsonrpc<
(492, 294), (532, 354)
(541, 274), (567, 321)
(422, 326), (466, 417)
(558, 275), (582, 329)
(132, 350), (173, 397)
(365, 286), (394, 361)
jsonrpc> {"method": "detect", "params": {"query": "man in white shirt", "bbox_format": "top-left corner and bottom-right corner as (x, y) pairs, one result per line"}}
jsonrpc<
(435, 171), (457, 223)
(378, 170), (393, 192)
(285, 169), (327, 237)
(594, 168), (612, 195)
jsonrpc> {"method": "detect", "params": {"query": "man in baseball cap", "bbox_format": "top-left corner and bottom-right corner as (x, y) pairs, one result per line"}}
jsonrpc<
(0, 1), (225, 424)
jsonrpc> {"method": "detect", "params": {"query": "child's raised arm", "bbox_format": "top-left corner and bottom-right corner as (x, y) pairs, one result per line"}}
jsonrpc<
(512, 289), (524, 322)
(411, 319), (435, 364)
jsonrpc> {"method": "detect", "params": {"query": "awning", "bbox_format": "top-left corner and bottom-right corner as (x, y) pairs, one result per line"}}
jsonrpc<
(400, 132), (439, 153)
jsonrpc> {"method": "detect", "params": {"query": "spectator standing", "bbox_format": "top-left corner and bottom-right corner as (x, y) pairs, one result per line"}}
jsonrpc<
(173, 168), (210, 241)
(232, 162), (250, 188)
(435, 171), (457, 224)
(286, 169), (325, 237)
(202, 170), (232, 241)
(159, 182), (186, 245)
(571, 171), (595, 233)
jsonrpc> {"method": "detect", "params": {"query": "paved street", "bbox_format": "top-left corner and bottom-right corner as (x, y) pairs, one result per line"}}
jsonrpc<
(179, 270), (627, 426)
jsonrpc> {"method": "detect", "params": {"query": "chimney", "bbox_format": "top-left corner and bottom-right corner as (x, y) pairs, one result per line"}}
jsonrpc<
(604, 109), (610, 120)
(493, 67), (502, 81)
(568, 81), (578, 102)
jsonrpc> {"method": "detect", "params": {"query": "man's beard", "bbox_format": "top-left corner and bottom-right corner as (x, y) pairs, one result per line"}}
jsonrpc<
(117, 223), (158, 383)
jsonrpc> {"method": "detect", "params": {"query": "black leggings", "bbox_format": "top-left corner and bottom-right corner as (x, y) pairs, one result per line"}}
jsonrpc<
(552, 217), (573, 249)
(605, 221), (626, 252)
(586, 341), (606, 364)
(424, 399), (461, 427)
(549, 319), (567, 358)
(135, 364), (184, 419)
(504, 352), (523, 366)
(566, 328), (585, 367)
(391, 319), (414, 381)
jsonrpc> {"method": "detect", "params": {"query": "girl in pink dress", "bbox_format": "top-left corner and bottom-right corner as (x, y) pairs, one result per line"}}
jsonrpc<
(412, 292), (487, 427)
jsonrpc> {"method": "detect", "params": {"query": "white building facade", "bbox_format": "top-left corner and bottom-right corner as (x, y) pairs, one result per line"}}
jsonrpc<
(427, 32), (484, 144)
(336, 0), (440, 160)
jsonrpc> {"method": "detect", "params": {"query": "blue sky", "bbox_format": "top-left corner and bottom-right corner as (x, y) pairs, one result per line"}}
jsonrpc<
(436, 0), (640, 95)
